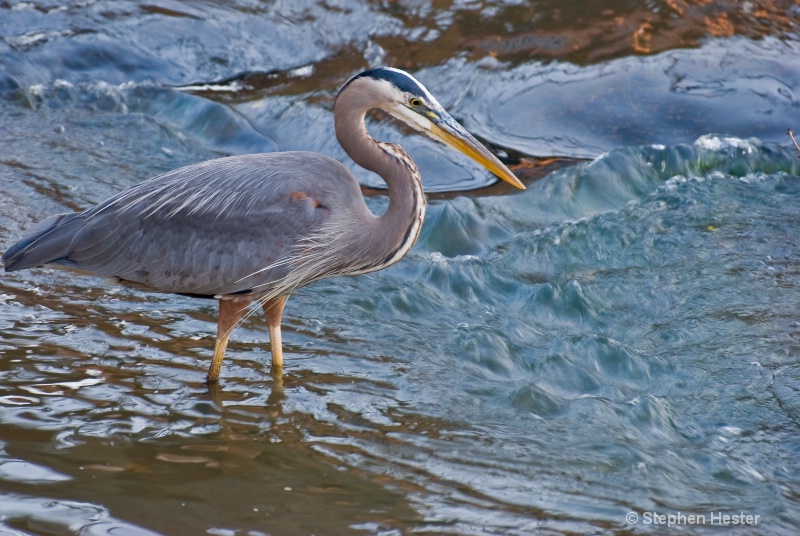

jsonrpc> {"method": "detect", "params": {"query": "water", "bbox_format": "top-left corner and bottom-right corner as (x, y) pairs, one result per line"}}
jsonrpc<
(2, 1), (800, 534)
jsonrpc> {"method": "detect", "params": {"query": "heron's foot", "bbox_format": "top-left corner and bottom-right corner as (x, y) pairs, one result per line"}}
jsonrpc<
(207, 339), (227, 384)
(270, 349), (284, 370)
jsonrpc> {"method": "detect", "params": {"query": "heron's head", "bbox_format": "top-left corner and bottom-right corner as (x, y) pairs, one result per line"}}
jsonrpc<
(339, 67), (525, 190)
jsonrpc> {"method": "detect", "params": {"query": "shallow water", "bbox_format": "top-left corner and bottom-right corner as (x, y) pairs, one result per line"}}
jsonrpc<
(2, 1), (800, 535)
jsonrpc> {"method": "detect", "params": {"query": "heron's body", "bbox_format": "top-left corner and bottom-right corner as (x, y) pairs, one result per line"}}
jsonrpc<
(5, 152), (413, 295)
(3, 67), (523, 383)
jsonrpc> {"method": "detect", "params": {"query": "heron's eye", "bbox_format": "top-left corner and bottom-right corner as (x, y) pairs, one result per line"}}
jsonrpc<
(409, 97), (422, 107)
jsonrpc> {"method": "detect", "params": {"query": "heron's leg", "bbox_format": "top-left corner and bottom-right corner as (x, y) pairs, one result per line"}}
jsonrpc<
(208, 298), (250, 383)
(263, 295), (288, 370)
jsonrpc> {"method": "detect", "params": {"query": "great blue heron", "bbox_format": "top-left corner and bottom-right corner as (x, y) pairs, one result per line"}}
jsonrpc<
(3, 67), (525, 382)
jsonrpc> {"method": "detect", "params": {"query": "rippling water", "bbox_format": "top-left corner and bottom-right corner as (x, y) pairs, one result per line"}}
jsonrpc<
(2, 1), (800, 535)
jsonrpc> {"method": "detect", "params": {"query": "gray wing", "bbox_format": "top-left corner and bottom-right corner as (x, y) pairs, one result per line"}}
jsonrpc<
(4, 152), (364, 296)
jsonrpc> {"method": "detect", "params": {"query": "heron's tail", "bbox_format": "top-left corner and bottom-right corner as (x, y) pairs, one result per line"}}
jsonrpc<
(2, 213), (83, 271)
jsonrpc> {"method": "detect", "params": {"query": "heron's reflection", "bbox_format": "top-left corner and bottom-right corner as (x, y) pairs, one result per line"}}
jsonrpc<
(206, 364), (286, 418)
(267, 364), (285, 408)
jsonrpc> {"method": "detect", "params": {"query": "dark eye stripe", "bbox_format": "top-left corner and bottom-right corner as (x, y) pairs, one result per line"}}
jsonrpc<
(340, 67), (432, 102)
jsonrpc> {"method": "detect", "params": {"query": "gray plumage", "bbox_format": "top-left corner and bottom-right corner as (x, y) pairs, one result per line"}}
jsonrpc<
(5, 152), (385, 297)
(3, 67), (524, 382)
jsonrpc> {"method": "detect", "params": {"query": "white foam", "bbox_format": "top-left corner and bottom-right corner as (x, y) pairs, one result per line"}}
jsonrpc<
(694, 134), (759, 153)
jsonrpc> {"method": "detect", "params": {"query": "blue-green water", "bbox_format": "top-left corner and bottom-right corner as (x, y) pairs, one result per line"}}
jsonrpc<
(2, 1), (800, 534)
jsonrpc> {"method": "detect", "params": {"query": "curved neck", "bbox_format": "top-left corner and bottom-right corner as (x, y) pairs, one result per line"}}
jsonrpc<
(333, 81), (426, 272)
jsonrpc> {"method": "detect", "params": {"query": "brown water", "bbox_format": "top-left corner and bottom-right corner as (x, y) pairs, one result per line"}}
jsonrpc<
(2, 1), (800, 534)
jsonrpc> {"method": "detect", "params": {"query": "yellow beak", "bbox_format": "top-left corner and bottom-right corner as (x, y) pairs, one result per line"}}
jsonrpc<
(430, 116), (525, 190)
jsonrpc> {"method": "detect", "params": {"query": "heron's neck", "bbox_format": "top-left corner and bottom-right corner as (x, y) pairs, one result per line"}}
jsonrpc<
(334, 89), (426, 272)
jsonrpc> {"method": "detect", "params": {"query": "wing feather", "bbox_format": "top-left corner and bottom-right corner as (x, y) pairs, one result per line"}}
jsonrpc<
(5, 152), (362, 296)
